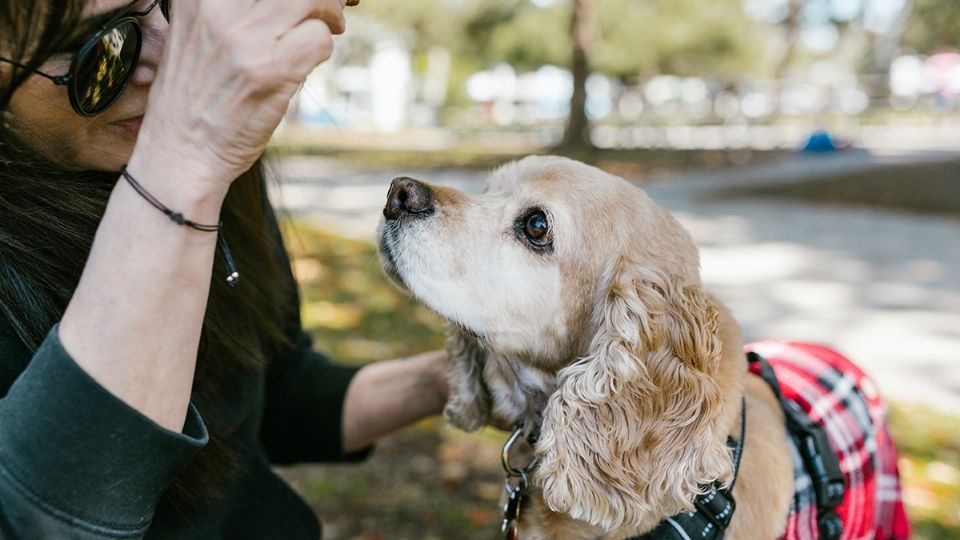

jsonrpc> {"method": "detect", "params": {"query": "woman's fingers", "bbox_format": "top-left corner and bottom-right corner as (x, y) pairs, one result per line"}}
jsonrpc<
(137, 0), (349, 187)
(252, 0), (347, 36)
(274, 19), (335, 75)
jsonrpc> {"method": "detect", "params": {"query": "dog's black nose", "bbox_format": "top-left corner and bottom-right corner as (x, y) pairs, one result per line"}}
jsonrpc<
(384, 177), (434, 220)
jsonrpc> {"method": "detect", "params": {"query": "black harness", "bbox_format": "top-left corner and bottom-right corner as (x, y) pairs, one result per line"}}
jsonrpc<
(744, 352), (846, 540)
(499, 352), (847, 540)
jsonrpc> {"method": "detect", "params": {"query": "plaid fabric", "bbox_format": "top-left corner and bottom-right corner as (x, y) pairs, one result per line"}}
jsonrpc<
(745, 341), (911, 540)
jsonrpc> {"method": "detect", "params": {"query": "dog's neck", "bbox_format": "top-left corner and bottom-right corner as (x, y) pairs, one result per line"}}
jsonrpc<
(499, 294), (748, 443)
(710, 295), (750, 444)
(510, 294), (752, 539)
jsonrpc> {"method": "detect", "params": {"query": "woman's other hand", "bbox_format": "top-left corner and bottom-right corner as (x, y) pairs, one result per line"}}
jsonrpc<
(133, 0), (349, 192)
(341, 350), (450, 453)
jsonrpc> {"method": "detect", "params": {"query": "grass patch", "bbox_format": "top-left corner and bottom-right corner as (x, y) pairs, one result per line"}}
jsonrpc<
(281, 222), (446, 365)
(278, 223), (960, 539)
(889, 404), (960, 539)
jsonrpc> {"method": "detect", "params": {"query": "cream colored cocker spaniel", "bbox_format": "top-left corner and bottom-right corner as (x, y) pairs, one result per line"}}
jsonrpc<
(376, 156), (906, 540)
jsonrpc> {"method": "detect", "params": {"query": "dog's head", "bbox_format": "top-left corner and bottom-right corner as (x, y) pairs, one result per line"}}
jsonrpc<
(378, 155), (732, 531)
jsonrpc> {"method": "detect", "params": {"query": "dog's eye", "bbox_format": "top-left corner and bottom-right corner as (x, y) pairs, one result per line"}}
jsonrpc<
(515, 207), (553, 253)
(524, 211), (549, 242)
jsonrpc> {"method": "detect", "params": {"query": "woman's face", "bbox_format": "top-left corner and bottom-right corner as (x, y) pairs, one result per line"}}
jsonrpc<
(5, 0), (167, 172)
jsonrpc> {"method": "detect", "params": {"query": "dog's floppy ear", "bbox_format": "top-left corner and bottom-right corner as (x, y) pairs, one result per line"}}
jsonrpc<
(442, 326), (492, 432)
(535, 258), (732, 531)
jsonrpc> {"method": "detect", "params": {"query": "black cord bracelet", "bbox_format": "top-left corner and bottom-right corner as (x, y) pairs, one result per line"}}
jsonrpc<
(120, 165), (240, 288)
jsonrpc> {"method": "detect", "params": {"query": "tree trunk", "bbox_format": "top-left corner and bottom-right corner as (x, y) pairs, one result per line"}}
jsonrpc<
(777, 0), (803, 81)
(773, 0), (802, 117)
(561, 0), (594, 149)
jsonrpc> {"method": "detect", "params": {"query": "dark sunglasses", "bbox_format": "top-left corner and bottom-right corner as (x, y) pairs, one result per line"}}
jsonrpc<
(0, 0), (170, 117)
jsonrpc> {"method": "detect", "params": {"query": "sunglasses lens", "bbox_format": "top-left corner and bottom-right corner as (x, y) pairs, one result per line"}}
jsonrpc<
(72, 21), (141, 116)
(161, 0), (170, 22)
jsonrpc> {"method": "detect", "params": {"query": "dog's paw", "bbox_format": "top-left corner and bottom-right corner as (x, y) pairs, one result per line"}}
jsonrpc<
(443, 399), (487, 432)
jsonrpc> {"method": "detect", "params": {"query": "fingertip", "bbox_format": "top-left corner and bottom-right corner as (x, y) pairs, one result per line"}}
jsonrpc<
(332, 14), (346, 35)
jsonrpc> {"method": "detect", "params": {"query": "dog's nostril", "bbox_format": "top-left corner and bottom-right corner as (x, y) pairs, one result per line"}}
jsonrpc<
(384, 176), (434, 220)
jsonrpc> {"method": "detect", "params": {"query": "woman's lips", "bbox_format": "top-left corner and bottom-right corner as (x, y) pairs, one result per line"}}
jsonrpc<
(111, 115), (144, 135)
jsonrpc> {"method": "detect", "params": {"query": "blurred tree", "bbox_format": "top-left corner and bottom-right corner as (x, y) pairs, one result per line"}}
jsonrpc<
(775, 0), (803, 81)
(902, 0), (960, 53)
(561, 0), (593, 149)
(362, 0), (763, 81)
(359, 0), (764, 128)
(361, 0), (469, 57)
(592, 0), (765, 79)
(476, 3), (570, 70)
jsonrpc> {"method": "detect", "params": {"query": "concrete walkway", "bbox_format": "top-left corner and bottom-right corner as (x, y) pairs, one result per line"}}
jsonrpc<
(272, 152), (960, 413)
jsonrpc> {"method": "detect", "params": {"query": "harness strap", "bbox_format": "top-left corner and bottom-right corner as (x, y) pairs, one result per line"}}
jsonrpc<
(747, 351), (846, 540)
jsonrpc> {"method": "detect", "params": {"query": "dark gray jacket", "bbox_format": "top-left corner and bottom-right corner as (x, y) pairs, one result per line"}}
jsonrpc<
(0, 206), (368, 539)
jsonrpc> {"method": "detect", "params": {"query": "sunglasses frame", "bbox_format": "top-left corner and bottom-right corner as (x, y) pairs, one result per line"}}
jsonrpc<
(66, 20), (144, 117)
(0, 0), (169, 117)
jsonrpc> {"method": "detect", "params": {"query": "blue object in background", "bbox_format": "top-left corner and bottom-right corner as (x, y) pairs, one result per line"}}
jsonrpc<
(802, 130), (840, 153)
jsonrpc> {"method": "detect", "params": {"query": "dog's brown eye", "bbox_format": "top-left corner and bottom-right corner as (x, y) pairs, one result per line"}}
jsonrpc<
(524, 211), (549, 241)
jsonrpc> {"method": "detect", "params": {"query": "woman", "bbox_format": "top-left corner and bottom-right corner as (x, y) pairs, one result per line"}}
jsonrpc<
(0, 0), (448, 537)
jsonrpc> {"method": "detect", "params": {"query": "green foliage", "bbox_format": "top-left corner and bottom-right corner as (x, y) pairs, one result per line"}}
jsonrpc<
(360, 0), (470, 57)
(902, 0), (960, 54)
(482, 3), (571, 70)
(592, 0), (767, 79)
(360, 0), (767, 81)
(888, 404), (960, 538)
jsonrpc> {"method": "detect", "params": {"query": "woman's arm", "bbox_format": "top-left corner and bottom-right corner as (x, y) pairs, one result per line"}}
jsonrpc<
(0, 1), (347, 535)
(59, 163), (225, 432)
(341, 350), (449, 453)
(59, 0), (343, 433)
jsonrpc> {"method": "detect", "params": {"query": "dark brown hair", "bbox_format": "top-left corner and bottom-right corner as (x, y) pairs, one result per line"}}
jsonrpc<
(0, 0), (293, 508)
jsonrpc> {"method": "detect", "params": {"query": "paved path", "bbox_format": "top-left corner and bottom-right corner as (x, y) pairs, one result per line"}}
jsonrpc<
(272, 152), (960, 413)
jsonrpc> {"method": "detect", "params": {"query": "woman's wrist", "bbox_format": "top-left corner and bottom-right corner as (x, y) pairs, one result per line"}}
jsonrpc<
(125, 146), (230, 226)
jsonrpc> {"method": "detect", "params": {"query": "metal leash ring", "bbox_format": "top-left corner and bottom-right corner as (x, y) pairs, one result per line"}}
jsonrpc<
(501, 426), (538, 478)
(500, 426), (540, 539)
(504, 470), (530, 495)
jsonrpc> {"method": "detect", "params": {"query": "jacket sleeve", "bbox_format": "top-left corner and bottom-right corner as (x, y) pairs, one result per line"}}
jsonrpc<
(259, 329), (371, 464)
(0, 322), (208, 539)
(257, 199), (372, 465)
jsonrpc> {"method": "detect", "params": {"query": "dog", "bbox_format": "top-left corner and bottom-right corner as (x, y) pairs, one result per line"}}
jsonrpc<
(377, 156), (910, 539)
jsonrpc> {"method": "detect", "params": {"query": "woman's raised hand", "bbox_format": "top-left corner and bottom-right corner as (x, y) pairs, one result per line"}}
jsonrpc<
(134, 0), (349, 192)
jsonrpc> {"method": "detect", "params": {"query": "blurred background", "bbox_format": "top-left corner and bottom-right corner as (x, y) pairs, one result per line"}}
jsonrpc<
(266, 0), (960, 538)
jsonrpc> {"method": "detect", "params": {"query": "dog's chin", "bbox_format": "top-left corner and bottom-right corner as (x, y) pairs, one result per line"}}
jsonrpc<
(377, 225), (408, 291)
(449, 319), (485, 342)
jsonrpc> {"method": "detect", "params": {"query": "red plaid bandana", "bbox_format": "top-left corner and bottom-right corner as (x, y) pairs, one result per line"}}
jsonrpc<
(745, 341), (911, 540)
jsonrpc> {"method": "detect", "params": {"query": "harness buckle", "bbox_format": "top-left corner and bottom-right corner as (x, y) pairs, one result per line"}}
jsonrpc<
(819, 508), (844, 540)
(693, 489), (736, 531)
(798, 428), (846, 508)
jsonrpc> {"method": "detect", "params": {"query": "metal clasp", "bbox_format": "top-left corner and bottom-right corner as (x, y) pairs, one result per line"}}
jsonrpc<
(500, 426), (539, 539)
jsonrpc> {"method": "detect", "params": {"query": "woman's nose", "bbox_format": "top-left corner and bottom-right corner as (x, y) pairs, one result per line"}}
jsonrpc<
(384, 177), (435, 220)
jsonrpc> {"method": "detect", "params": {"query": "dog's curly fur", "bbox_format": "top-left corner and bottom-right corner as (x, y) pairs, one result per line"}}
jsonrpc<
(378, 156), (794, 538)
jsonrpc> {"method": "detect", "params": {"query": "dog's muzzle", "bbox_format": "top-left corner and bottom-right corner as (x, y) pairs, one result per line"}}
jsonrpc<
(383, 177), (434, 220)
